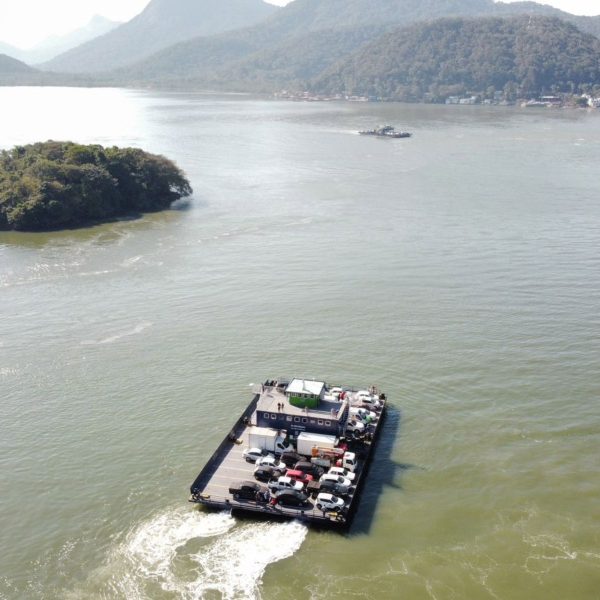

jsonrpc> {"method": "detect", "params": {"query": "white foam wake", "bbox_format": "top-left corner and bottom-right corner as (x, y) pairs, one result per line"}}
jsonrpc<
(73, 506), (307, 600)
(187, 519), (308, 599)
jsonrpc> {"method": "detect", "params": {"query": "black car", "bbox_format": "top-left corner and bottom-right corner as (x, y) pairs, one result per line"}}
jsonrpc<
(293, 461), (324, 479)
(253, 465), (285, 482)
(280, 451), (304, 468)
(229, 480), (266, 500)
(274, 489), (310, 507)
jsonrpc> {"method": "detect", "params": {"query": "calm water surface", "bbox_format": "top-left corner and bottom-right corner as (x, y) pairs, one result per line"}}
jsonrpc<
(0, 88), (599, 600)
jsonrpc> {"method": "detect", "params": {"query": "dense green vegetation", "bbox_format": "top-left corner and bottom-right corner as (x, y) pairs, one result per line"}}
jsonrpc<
(313, 16), (600, 101)
(0, 142), (191, 231)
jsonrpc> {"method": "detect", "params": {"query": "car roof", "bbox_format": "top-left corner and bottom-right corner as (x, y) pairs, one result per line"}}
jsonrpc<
(317, 492), (335, 501)
(275, 489), (307, 498)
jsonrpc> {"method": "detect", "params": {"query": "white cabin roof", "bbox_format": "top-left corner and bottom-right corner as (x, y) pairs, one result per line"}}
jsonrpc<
(286, 379), (325, 396)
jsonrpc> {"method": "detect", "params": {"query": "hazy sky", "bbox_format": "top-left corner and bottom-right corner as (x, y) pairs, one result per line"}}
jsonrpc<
(0, 0), (599, 49)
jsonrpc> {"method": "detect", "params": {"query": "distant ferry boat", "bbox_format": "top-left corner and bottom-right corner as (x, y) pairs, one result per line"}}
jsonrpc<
(359, 125), (411, 138)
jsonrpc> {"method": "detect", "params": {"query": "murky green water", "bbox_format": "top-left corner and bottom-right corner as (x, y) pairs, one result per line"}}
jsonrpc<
(1, 88), (599, 599)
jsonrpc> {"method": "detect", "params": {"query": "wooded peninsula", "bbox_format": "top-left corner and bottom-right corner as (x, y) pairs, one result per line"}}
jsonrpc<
(0, 141), (192, 231)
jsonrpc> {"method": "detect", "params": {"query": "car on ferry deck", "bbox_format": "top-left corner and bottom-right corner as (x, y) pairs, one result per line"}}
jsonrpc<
(354, 391), (382, 409)
(328, 466), (356, 481)
(255, 455), (285, 469)
(229, 480), (267, 500)
(350, 407), (377, 422)
(315, 492), (345, 512)
(294, 461), (325, 479)
(253, 465), (285, 482)
(242, 447), (267, 462)
(268, 475), (305, 493)
(285, 469), (314, 485)
(280, 450), (304, 468)
(320, 473), (352, 493)
(318, 478), (351, 497)
(346, 420), (365, 435)
(273, 489), (310, 508)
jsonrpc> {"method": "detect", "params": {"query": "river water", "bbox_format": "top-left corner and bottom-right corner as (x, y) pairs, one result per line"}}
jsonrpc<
(0, 87), (599, 599)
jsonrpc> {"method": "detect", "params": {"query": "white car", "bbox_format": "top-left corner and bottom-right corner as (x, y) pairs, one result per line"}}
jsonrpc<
(350, 407), (376, 422)
(346, 420), (365, 433)
(319, 473), (352, 493)
(255, 455), (284, 469)
(267, 476), (304, 493)
(328, 466), (356, 481)
(315, 492), (345, 512)
(242, 447), (267, 463)
(353, 395), (382, 409)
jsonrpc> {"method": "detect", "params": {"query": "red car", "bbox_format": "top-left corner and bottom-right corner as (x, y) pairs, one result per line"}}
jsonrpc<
(285, 469), (314, 485)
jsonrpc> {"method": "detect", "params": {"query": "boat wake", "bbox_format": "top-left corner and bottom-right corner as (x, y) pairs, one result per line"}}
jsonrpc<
(70, 506), (307, 600)
(81, 321), (153, 345)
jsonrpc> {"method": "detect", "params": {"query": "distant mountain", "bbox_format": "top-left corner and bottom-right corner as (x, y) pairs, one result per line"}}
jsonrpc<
(0, 42), (24, 61)
(113, 0), (496, 83)
(0, 54), (35, 74)
(114, 0), (600, 88)
(41, 0), (279, 73)
(0, 54), (89, 86)
(27, 15), (121, 64)
(5, 0), (600, 96)
(0, 16), (120, 65)
(312, 16), (600, 101)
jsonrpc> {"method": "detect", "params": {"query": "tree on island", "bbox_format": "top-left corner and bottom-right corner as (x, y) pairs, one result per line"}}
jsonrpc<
(0, 141), (192, 231)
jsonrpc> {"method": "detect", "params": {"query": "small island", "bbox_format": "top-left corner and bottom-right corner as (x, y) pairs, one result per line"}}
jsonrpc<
(0, 141), (192, 231)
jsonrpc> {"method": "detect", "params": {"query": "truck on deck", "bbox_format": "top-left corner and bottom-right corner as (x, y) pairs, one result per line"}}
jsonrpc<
(296, 432), (338, 457)
(247, 427), (292, 454)
(311, 451), (357, 472)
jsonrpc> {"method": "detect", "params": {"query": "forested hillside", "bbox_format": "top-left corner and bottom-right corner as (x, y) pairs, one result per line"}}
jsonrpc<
(493, 1), (600, 38)
(312, 16), (600, 101)
(117, 25), (385, 90)
(114, 0), (600, 90)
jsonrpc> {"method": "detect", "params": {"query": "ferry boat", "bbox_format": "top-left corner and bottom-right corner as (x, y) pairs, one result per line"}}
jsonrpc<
(359, 125), (411, 138)
(189, 378), (388, 528)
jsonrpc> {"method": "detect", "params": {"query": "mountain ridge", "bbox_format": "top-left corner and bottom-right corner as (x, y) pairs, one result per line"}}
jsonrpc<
(110, 0), (600, 86)
(0, 54), (35, 74)
(41, 0), (279, 73)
